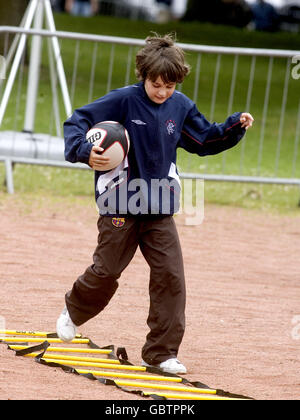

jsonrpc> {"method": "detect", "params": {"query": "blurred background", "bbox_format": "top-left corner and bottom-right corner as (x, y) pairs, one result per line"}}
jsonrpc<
(50, 0), (300, 32)
(1, 1), (300, 31)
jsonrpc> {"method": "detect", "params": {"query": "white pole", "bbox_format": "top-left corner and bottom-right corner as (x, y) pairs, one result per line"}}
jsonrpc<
(0, 0), (38, 126)
(47, 37), (62, 137)
(5, 158), (14, 194)
(24, 0), (44, 132)
(44, 0), (72, 118)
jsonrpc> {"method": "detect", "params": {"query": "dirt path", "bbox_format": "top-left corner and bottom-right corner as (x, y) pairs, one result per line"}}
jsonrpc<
(0, 195), (299, 400)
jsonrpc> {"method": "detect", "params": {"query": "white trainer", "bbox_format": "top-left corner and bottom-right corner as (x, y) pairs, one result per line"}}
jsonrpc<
(56, 306), (77, 342)
(142, 358), (187, 375)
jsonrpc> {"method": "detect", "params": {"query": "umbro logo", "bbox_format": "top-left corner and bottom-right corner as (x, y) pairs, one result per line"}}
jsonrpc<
(131, 119), (147, 126)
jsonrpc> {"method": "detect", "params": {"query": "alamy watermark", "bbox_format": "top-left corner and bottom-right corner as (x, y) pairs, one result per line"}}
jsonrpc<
(0, 55), (6, 80)
(0, 315), (6, 334)
(291, 315), (300, 340)
(97, 176), (204, 226)
(292, 55), (300, 80)
(180, 177), (204, 226)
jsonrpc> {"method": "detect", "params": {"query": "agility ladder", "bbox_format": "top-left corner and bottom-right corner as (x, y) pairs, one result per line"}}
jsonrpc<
(0, 330), (254, 400)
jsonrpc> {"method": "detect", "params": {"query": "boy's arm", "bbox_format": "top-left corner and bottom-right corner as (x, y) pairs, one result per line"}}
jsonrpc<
(64, 92), (123, 165)
(179, 105), (253, 156)
(64, 104), (95, 165)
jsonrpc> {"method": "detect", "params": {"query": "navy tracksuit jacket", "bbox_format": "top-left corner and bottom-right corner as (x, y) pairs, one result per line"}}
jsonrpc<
(64, 81), (246, 216)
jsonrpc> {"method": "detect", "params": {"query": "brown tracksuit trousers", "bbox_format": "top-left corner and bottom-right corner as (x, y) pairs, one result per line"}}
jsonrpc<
(65, 215), (186, 365)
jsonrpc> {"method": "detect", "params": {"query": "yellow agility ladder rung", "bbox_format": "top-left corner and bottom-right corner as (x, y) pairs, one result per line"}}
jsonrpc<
(0, 337), (90, 344)
(41, 357), (146, 371)
(0, 330), (82, 338)
(114, 380), (217, 395)
(143, 391), (244, 400)
(9, 345), (112, 355)
(76, 368), (183, 382)
(20, 352), (120, 365)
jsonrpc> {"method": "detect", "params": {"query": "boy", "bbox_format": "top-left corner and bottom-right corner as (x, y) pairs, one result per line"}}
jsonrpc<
(56, 34), (253, 374)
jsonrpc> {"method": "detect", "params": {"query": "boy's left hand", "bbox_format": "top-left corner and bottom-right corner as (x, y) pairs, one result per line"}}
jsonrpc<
(88, 145), (110, 170)
(240, 113), (254, 130)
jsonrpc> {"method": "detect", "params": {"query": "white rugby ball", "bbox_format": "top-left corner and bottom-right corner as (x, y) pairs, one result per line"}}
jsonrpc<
(86, 121), (130, 171)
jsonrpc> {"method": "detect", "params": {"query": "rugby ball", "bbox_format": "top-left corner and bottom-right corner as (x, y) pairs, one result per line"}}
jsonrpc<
(86, 121), (130, 171)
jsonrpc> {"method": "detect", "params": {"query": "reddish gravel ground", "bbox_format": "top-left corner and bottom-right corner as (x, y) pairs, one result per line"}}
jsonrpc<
(0, 195), (299, 400)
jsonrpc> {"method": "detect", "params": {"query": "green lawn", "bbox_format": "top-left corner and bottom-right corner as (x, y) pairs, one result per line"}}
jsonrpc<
(0, 13), (300, 213)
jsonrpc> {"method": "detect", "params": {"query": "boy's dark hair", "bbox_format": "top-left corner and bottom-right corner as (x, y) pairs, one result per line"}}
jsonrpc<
(135, 34), (190, 84)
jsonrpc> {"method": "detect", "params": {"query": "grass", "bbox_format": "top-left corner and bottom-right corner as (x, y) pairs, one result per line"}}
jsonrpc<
(1, 159), (299, 215)
(0, 13), (300, 213)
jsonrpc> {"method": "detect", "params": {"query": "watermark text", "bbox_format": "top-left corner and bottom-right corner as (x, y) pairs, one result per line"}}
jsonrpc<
(0, 315), (6, 333)
(292, 55), (300, 80)
(0, 55), (6, 80)
(291, 315), (300, 340)
(96, 176), (204, 226)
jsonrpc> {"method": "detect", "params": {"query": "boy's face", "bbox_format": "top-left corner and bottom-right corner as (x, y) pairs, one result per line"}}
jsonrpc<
(144, 76), (176, 104)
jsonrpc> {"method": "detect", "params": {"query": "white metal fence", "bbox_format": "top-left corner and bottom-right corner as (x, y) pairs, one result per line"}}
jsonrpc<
(0, 13), (300, 194)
